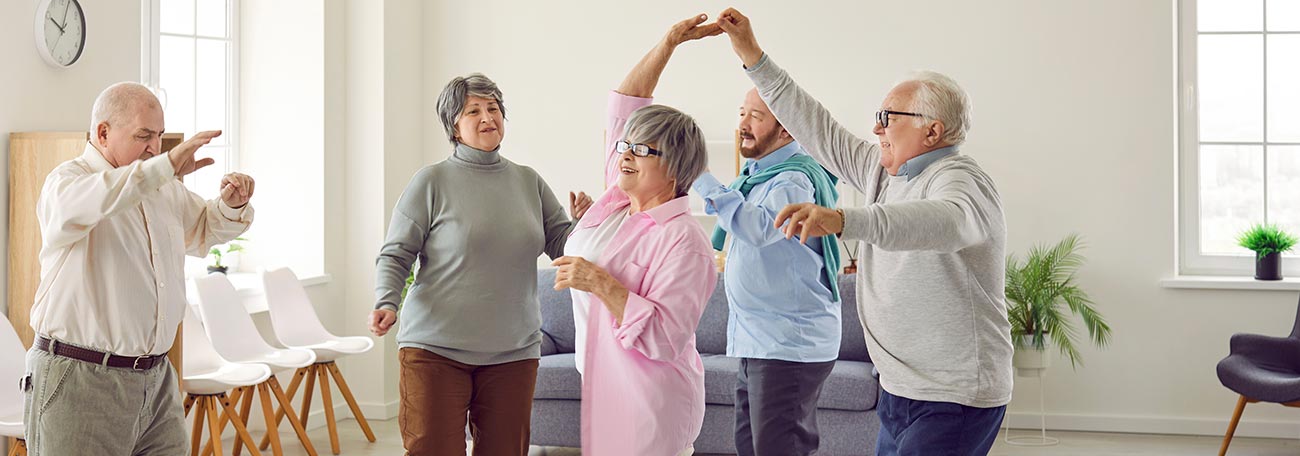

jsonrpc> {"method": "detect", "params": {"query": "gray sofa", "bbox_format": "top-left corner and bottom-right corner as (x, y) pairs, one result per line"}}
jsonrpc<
(530, 269), (881, 455)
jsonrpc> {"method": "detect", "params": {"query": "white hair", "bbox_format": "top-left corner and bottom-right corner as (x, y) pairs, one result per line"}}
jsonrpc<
(900, 71), (971, 146)
(89, 82), (161, 135)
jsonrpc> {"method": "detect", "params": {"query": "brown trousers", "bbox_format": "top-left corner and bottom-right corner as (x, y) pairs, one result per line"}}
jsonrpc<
(398, 347), (539, 456)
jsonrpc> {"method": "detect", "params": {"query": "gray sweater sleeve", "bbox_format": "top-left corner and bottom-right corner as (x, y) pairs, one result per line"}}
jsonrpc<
(840, 164), (1000, 252)
(374, 169), (433, 311)
(745, 54), (884, 195)
(537, 173), (575, 260)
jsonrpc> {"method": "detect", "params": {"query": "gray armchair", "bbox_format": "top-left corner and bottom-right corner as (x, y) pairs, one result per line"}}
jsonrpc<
(1215, 296), (1300, 455)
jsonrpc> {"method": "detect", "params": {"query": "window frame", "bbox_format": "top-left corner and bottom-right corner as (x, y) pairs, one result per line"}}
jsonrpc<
(1177, 0), (1300, 276)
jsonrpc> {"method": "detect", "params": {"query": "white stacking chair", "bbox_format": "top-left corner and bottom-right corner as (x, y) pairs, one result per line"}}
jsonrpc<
(0, 318), (26, 456)
(259, 267), (376, 454)
(181, 307), (269, 456)
(191, 273), (319, 456)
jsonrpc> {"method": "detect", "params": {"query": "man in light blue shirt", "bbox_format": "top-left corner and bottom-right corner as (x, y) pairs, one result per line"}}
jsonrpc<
(692, 88), (841, 456)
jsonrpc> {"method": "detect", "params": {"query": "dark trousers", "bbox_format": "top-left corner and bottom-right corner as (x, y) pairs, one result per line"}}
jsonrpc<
(875, 388), (1005, 456)
(397, 348), (539, 456)
(734, 358), (836, 456)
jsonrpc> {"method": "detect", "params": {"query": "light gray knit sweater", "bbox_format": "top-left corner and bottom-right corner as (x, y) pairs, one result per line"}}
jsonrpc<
(747, 54), (1014, 408)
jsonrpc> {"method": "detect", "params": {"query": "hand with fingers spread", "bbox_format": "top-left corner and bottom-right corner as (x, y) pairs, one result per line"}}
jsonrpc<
(368, 308), (397, 337)
(716, 7), (765, 67)
(618, 13), (723, 98)
(773, 203), (844, 244)
(219, 172), (255, 209)
(570, 191), (593, 221)
(167, 130), (221, 177)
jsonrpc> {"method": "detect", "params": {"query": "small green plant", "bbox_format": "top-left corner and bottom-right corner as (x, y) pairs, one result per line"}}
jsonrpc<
(208, 237), (247, 268)
(1236, 223), (1298, 257)
(1005, 234), (1111, 369)
(400, 263), (420, 302)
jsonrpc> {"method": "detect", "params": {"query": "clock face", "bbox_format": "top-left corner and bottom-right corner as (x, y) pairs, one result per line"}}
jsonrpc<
(38, 0), (85, 67)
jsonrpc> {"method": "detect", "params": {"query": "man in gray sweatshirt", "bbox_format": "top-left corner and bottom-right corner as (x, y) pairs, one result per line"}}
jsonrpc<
(717, 9), (1014, 456)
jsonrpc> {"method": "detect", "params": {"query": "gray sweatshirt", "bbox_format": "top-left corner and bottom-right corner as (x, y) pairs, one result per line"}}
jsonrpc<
(374, 143), (575, 366)
(747, 54), (1013, 408)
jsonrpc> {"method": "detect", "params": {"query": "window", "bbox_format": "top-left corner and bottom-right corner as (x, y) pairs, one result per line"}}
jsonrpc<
(1179, 0), (1300, 275)
(142, 0), (239, 201)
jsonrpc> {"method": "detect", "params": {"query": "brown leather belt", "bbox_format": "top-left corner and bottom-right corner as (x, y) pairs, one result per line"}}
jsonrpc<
(34, 336), (166, 370)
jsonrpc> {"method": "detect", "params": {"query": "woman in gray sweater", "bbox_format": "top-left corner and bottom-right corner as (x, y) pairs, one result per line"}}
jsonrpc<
(368, 73), (590, 456)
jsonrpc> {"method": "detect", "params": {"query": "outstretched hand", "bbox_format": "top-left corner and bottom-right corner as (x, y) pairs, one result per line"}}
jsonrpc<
(716, 8), (764, 67)
(663, 13), (723, 48)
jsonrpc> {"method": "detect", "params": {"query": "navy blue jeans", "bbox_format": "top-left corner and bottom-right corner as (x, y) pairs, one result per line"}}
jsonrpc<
(875, 389), (1005, 456)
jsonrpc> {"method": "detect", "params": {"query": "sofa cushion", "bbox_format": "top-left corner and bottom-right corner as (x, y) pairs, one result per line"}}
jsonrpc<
(534, 353), (582, 401)
(701, 354), (878, 412)
(837, 273), (871, 363)
(695, 272), (730, 355)
(537, 268), (577, 354)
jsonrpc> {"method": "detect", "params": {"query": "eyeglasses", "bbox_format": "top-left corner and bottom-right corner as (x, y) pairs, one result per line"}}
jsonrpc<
(615, 139), (663, 157)
(875, 110), (927, 128)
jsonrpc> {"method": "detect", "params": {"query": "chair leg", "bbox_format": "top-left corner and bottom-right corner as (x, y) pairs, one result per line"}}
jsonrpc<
(235, 386), (255, 456)
(318, 364), (340, 454)
(191, 396), (208, 456)
(205, 395), (224, 456)
(219, 391), (264, 456)
(202, 391), (240, 456)
(1219, 395), (1250, 456)
(300, 365), (318, 428)
(257, 384), (285, 456)
(184, 394), (197, 417)
(269, 377), (319, 456)
(12, 439), (25, 456)
(325, 362), (376, 442)
(261, 368), (314, 451)
(6, 437), (18, 456)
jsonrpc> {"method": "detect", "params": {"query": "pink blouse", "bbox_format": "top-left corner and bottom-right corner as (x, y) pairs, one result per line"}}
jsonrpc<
(568, 92), (717, 455)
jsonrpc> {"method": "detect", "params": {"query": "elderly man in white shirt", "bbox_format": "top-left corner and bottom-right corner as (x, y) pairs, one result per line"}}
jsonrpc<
(22, 81), (254, 455)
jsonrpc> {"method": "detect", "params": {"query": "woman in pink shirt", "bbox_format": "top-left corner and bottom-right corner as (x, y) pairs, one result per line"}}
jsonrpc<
(551, 14), (722, 456)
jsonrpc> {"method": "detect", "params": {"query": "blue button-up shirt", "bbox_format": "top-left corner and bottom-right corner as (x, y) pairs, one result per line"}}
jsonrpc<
(692, 141), (841, 362)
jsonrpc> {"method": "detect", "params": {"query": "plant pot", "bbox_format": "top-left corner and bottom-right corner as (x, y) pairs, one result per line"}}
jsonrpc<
(207, 266), (228, 275)
(1012, 335), (1052, 377)
(1255, 252), (1282, 281)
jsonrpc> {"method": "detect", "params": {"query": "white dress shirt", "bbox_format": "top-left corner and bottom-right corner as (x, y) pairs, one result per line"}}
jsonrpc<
(29, 143), (253, 356)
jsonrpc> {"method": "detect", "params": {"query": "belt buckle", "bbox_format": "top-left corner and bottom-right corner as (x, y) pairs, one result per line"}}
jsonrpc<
(132, 356), (148, 370)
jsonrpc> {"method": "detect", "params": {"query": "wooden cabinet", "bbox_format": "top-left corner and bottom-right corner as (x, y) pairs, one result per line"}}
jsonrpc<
(7, 132), (184, 371)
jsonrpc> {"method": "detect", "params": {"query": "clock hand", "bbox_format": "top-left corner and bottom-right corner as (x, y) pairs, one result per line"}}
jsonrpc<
(48, 16), (66, 34)
(60, 0), (71, 29)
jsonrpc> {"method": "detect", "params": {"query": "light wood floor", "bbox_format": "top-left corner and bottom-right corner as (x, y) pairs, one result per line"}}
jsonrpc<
(221, 417), (1300, 455)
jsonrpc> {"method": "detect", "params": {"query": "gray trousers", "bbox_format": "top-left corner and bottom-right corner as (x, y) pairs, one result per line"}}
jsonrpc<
(735, 358), (836, 456)
(23, 347), (186, 456)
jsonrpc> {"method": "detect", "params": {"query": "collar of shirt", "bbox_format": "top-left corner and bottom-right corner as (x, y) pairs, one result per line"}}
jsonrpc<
(746, 140), (803, 175)
(897, 145), (958, 181)
(579, 189), (692, 230)
(81, 142), (115, 172)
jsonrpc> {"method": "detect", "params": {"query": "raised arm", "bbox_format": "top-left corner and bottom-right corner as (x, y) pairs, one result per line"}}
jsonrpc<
(605, 15), (722, 186)
(717, 8), (882, 194)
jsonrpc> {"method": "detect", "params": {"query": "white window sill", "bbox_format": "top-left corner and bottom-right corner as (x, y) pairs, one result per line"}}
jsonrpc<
(1160, 275), (1300, 291)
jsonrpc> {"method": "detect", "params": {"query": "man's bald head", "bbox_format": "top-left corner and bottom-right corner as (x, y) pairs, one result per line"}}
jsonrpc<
(88, 82), (166, 168)
(89, 82), (162, 135)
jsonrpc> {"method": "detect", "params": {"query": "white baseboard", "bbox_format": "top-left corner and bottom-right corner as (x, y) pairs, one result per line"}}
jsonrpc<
(1004, 412), (1300, 440)
(300, 400), (399, 431)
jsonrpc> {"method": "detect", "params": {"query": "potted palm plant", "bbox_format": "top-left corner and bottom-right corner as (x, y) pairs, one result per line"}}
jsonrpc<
(207, 237), (247, 274)
(1237, 224), (1297, 281)
(1005, 234), (1111, 376)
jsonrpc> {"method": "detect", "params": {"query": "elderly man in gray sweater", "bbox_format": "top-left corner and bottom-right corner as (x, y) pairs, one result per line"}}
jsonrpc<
(717, 8), (1013, 456)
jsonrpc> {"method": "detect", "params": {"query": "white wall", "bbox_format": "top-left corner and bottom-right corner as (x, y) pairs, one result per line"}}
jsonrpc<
(0, 0), (142, 315)
(413, 0), (1300, 438)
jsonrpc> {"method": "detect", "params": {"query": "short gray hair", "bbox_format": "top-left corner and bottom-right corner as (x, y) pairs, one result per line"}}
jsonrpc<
(89, 82), (161, 134)
(436, 73), (507, 146)
(624, 105), (708, 196)
(901, 71), (971, 146)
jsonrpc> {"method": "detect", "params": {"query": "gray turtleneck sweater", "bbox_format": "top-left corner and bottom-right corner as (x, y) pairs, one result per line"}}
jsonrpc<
(375, 144), (575, 366)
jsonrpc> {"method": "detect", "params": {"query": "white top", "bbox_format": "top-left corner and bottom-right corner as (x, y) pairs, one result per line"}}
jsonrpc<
(563, 207), (630, 375)
(29, 143), (253, 356)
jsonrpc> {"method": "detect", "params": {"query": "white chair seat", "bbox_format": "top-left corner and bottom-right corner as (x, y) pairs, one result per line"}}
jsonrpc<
(295, 336), (375, 362)
(183, 363), (272, 396)
(0, 410), (24, 438)
(225, 348), (317, 372)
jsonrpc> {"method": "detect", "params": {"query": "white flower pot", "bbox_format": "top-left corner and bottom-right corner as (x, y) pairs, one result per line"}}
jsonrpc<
(1012, 335), (1052, 377)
